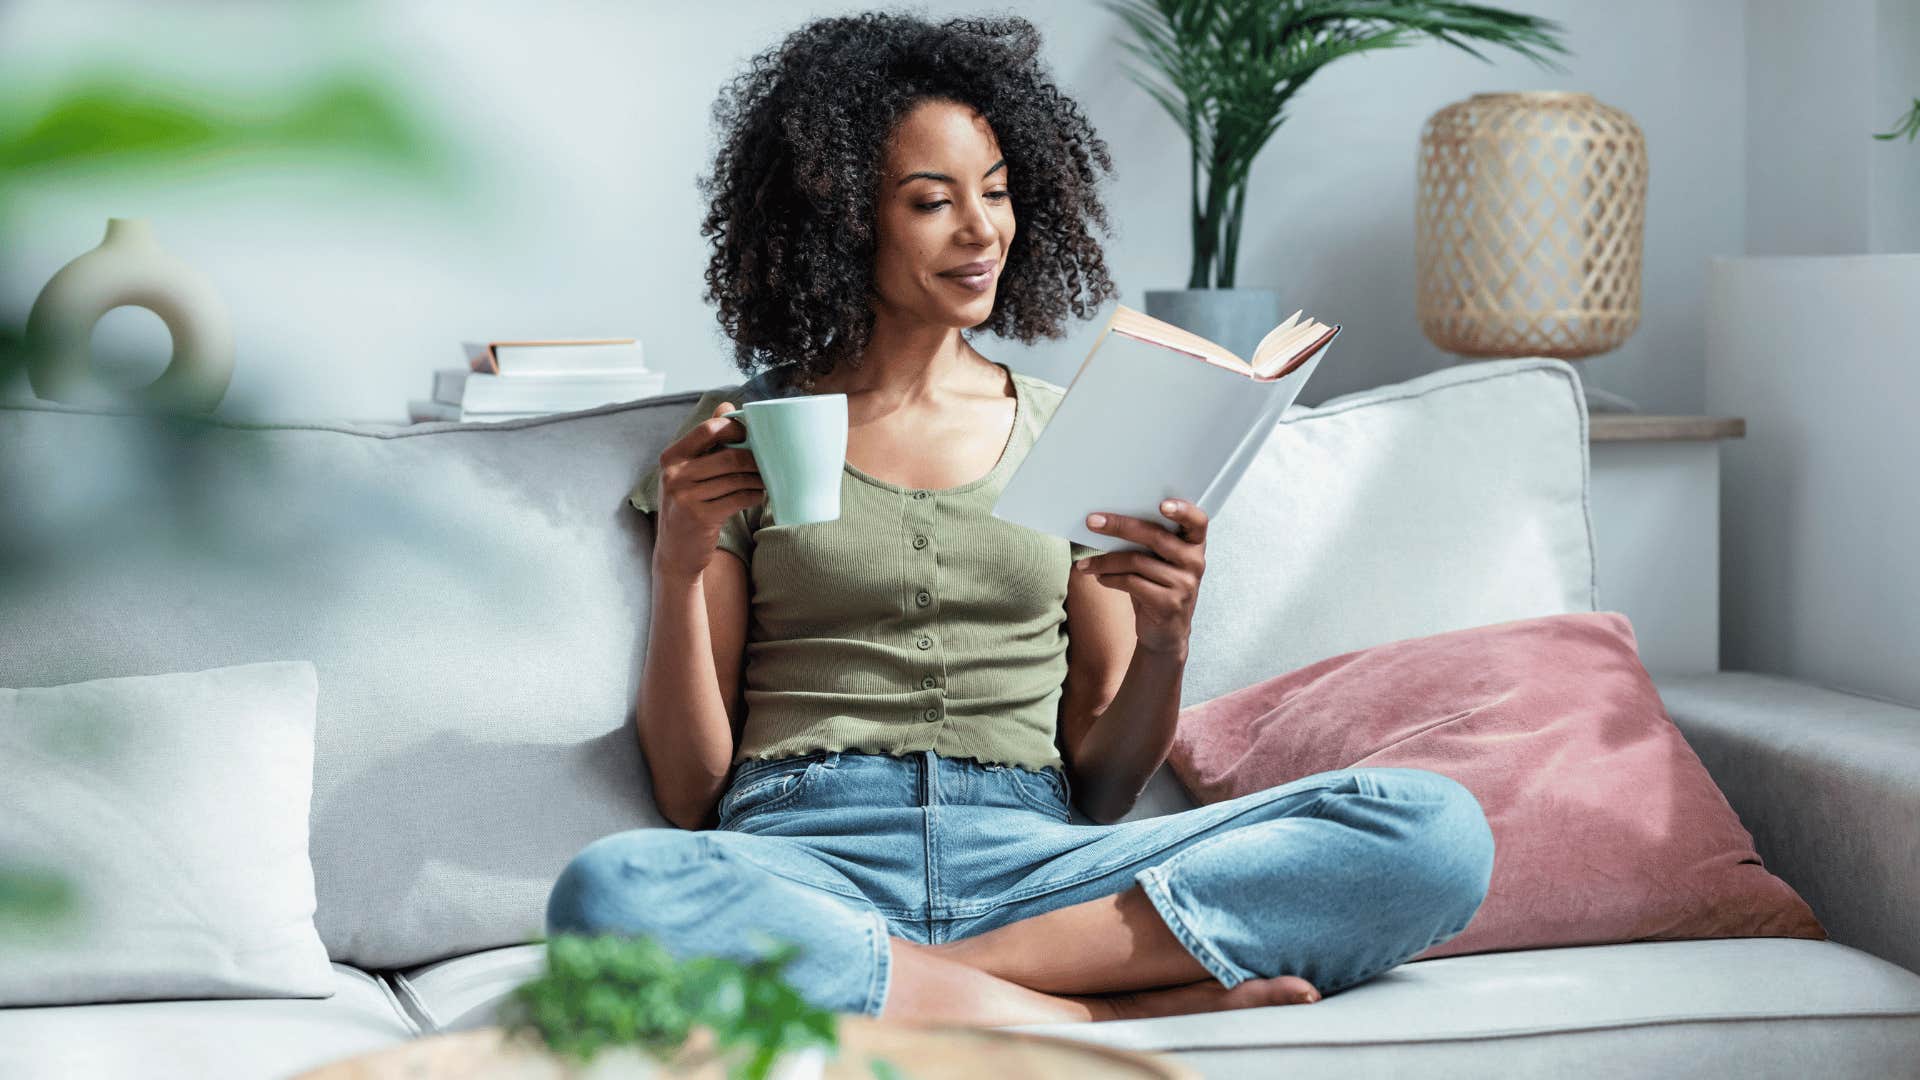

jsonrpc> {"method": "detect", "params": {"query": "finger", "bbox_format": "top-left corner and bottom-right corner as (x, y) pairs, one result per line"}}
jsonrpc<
(684, 472), (764, 505)
(698, 407), (749, 450)
(1091, 572), (1181, 611)
(1159, 498), (1208, 544)
(663, 407), (743, 462)
(1086, 512), (1183, 564)
(1081, 550), (1185, 590)
(680, 447), (760, 482)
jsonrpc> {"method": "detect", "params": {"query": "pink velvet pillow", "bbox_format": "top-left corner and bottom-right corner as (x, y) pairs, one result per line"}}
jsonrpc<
(1169, 611), (1825, 960)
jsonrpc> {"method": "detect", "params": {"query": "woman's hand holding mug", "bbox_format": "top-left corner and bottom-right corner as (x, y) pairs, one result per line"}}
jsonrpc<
(652, 401), (765, 581)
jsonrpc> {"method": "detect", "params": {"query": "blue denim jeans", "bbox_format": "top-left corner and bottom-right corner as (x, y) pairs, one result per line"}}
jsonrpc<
(547, 750), (1493, 1017)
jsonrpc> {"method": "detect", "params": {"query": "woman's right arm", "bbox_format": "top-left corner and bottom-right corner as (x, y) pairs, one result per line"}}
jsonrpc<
(639, 402), (763, 830)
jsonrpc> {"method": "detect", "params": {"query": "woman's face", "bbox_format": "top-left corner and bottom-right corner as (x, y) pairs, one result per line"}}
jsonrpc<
(871, 99), (1015, 331)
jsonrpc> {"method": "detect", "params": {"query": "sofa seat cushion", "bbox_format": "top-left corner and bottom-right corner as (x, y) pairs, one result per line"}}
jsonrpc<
(0, 963), (417, 1080)
(395, 938), (1920, 1078)
(1025, 937), (1920, 1078)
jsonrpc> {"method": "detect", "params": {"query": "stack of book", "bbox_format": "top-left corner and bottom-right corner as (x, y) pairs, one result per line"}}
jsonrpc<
(408, 338), (667, 423)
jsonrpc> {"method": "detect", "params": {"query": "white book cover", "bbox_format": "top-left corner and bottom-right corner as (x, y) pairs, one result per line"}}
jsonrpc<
(992, 312), (1338, 555)
(453, 370), (668, 413)
(460, 339), (650, 376)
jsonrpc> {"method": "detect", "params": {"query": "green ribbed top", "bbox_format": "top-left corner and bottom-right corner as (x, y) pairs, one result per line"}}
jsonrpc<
(627, 362), (1099, 770)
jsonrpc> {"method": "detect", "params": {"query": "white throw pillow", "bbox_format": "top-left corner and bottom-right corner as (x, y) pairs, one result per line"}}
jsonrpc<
(1181, 358), (1596, 709)
(0, 660), (333, 1006)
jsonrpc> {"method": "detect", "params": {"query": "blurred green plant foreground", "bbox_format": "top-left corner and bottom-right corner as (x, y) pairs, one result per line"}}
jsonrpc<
(0, 66), (452, 933)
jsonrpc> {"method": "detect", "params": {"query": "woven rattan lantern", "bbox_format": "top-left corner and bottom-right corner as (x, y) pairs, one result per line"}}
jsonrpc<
(1415, 91), (1647, 364)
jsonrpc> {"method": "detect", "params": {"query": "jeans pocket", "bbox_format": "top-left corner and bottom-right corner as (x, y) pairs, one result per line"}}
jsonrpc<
(1004, 766), (1071, 822)
(718, 755), (822, 824)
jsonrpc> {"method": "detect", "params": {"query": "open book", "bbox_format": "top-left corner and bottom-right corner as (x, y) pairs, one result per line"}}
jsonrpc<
(991, 303), (1340, 555)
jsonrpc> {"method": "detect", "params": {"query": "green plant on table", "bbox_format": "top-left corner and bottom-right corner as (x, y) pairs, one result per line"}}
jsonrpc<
(502, 933), (848, 1080)
(1102, 0), (1571, 288)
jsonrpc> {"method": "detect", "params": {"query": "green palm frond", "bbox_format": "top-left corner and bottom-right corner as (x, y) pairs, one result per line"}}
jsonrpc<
(1101, 0), (1572, 287)
(1874, 98), (1920, 141)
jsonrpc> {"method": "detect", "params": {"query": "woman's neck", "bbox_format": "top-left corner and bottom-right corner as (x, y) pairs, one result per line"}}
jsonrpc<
(814, 320), (996, 407)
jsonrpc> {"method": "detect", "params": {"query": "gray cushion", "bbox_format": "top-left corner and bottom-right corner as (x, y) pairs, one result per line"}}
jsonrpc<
(389, 937), (1920, 1079)
(0, 661), (333, 1006)
(0, 356), (1594, 971)
(0, 963), (417, 1080)
(0, 401), (687, 970)
(1655, 671), (1920, 978)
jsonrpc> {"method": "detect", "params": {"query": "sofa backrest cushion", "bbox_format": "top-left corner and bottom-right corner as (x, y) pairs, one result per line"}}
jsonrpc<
(1, 398), (695, 969)
(0, 356), (1594, 967)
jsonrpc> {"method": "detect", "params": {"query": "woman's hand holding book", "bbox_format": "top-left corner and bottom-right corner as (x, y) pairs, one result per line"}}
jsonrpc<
(1072, 497), (1210, 657)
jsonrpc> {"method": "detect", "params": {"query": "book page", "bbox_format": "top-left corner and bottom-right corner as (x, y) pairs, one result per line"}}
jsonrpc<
(1109, 304), (1335, 381)
(1109, 305), (1252, 372)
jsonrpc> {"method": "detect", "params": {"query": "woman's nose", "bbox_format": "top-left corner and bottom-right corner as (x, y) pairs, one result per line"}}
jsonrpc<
(954, 195), (999, 242)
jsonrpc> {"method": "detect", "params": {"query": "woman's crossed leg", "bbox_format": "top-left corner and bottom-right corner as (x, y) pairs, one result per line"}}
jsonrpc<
(928, 766), (1495, 1006)
(545, 766), (1492, 1026)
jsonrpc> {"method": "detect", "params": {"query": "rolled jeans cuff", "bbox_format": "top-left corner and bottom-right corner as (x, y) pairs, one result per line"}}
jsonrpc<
(1134, 863), (1255, 990)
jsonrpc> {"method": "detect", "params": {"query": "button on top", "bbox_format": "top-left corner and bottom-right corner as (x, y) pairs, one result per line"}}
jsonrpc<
(916, 590), (932, 606)
(921, 676), (937, 689)
(917, 637), (933, 650)
(912, 535), (928, 550)
(913, 491), (928, 500)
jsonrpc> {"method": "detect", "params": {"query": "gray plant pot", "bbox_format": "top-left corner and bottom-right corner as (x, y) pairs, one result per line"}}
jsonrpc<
(1143, 288), (1282, 362)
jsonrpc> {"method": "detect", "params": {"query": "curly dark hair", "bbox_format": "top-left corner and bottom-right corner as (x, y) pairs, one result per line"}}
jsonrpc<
(697, 10), (1121, 392)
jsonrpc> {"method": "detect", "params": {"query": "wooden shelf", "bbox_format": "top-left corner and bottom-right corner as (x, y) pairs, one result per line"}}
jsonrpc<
(1589, 415), (1745, 442)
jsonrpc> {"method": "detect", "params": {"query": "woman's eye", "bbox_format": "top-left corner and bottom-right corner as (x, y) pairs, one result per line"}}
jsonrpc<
(915, 191), (1012, 212)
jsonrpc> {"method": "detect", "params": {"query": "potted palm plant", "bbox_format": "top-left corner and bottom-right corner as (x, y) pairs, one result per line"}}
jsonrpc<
(1102, 0), (1572, 359)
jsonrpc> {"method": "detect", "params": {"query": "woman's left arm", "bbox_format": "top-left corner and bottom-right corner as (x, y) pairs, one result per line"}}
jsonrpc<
(1058, 499), (1209, 824)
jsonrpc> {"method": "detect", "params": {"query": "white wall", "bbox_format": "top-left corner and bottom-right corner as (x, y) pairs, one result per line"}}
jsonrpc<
(1708, 256), (1920, 708)
(1746, 0), (1920, 255)
(1714, 0), (1920, 707)
(0, 0), (1743, 421)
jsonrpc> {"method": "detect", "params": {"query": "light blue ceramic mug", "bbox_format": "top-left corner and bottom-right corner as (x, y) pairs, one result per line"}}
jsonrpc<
(722, 394), (848, 525)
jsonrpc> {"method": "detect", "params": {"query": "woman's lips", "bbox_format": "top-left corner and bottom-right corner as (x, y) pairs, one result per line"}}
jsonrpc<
(941, 266), (996, 293)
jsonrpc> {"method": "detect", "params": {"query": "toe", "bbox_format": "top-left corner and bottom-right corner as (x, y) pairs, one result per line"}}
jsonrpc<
(1231, 974), (1320, 1007)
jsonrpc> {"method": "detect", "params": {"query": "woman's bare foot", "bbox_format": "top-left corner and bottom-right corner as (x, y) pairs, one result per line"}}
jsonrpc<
(1088, 974), (1321, 1022)
(880, 938), (1318, 1028)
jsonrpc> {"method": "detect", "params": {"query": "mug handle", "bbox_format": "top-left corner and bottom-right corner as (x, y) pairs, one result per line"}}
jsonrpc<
(721, 408), (751, 450)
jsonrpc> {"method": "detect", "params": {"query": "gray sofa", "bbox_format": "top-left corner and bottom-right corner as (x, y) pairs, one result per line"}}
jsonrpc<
(3, 357), (1916, 1079)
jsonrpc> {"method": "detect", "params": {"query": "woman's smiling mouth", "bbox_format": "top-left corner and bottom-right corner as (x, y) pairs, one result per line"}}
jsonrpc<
(940, 260), (998, 292)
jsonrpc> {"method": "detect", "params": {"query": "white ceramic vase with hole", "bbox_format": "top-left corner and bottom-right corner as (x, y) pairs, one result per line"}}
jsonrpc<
(25, 217), (233, 414)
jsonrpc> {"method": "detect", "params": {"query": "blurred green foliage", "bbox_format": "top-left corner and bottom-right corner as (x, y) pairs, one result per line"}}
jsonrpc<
(0, 61), (458, 931)
(0, 65), (459, 402)
(501, 933), (847, 1080)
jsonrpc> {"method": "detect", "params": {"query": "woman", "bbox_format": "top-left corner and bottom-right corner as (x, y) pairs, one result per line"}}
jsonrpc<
(548, 11), (1493, 1026)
